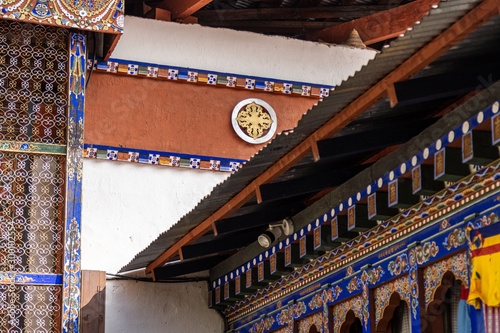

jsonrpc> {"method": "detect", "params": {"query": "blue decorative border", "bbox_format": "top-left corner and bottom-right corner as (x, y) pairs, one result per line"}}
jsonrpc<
(229, 186), (499, 332)
(84, 143), (245, 172)
(0, 273), (63, 285)
(89, 58), (333, 98)
(0, 140), (66, 155)
(62, 32), (86, 333)
(212, 101), (500, 292)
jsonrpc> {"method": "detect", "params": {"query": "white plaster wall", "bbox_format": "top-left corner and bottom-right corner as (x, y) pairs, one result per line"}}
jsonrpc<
(111, 16), (376, 86)
(81, 158), (229, 274)
(105, 280), (224, 333)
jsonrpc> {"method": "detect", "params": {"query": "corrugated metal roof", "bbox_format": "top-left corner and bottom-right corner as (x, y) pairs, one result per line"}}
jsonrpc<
(120, 0), (485, 273)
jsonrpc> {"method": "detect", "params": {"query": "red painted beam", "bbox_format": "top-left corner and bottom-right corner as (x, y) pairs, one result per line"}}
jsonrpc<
(158, 0), (213, 20)
(307, 0), (441, 45)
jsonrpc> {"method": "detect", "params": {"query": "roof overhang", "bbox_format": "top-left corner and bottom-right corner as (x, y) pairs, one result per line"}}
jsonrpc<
(121, 0), (500, 292)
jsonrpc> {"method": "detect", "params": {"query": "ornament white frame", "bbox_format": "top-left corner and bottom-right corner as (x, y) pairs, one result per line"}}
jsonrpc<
(231, 98), (278, 144)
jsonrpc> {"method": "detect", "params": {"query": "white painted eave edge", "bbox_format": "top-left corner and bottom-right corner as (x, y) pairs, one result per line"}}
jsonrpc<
(111, 16), (376, 87)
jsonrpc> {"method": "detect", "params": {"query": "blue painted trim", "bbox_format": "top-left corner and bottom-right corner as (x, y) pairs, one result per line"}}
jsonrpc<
(230, 187), (500, 332)
(62, 32), (86, 333)
(103, 57), (335, 89)
(211, 101), (500, 292)
(0, 273), (63, 285)
(84, 143), (246, 163)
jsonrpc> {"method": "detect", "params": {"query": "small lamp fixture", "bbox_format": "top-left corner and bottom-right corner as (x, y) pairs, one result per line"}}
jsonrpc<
(258, 226), (282, 249)
(258, 218), (295, 248)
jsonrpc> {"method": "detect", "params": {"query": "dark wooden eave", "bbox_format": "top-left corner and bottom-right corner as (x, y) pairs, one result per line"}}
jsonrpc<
(126, 0), (438, 44)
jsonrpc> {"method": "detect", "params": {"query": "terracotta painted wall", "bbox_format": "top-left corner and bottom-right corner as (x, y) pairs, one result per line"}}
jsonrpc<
(85, 72), (319, 160)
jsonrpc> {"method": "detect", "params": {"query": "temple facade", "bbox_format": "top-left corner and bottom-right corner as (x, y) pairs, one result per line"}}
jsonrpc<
(2, 0), (500, 332)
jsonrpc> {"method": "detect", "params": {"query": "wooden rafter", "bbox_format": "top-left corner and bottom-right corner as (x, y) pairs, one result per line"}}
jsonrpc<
(145, 0), (500, 275)
(199, 20), (341, 32)
(195, 5), (400, 21)
(294, 0), (323, 6)
(376, 0), (406, 5)
(338, 0), (358, 6)
(157, 0), (213, 20)
(199, 20), (342, 29)
(307, 0), (440, 44)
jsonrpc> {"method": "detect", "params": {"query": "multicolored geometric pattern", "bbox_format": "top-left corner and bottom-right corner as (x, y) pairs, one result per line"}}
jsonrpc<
(83, 144), (245, 173)
(0, 0), (123, 33)
(93, 59), (333, 98)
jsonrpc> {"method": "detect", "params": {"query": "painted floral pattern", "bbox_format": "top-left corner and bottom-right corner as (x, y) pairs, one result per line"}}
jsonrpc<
(374, 276), (411, 325)
(423, 252), (469, 309)
(297, 312), (323, 333)
(331, 295), (363, 333)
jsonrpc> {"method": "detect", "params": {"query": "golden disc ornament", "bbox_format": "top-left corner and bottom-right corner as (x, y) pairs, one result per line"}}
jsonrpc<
(231, 99), (277, 144)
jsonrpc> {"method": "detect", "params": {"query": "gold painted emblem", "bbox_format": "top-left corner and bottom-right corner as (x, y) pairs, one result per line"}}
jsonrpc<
(235, 102), (274, 140)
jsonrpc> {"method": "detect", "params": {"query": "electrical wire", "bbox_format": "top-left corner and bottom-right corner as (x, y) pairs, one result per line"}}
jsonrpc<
(106, 273), (210, 284)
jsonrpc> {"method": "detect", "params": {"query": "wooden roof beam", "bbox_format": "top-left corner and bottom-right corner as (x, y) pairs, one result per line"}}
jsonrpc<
(145, 0), (500, 275)
(198, 20), (341, 30)
(145, 142), (316, 274)
(338, 0), (358, 6)
(259, 165), (370, 203)
(214, 202), (304, 235)
(157, 0), (213, 20)
(195, 5), (400, 21)
(307, 0), (441, 45)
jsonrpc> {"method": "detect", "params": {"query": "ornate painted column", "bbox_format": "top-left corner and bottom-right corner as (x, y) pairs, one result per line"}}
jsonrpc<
(62, 31), (86, 333)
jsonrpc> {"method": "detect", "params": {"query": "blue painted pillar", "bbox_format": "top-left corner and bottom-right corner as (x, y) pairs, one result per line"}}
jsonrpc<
(409, 248), (422, 333)
(62, 32), (86, 333)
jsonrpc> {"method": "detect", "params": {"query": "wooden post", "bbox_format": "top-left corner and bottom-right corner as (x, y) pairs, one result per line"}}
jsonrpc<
(81, 271), (106, 333)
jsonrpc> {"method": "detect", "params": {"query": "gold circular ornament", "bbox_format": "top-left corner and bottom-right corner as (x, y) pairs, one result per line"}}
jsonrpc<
(231, 98), (277, 144)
